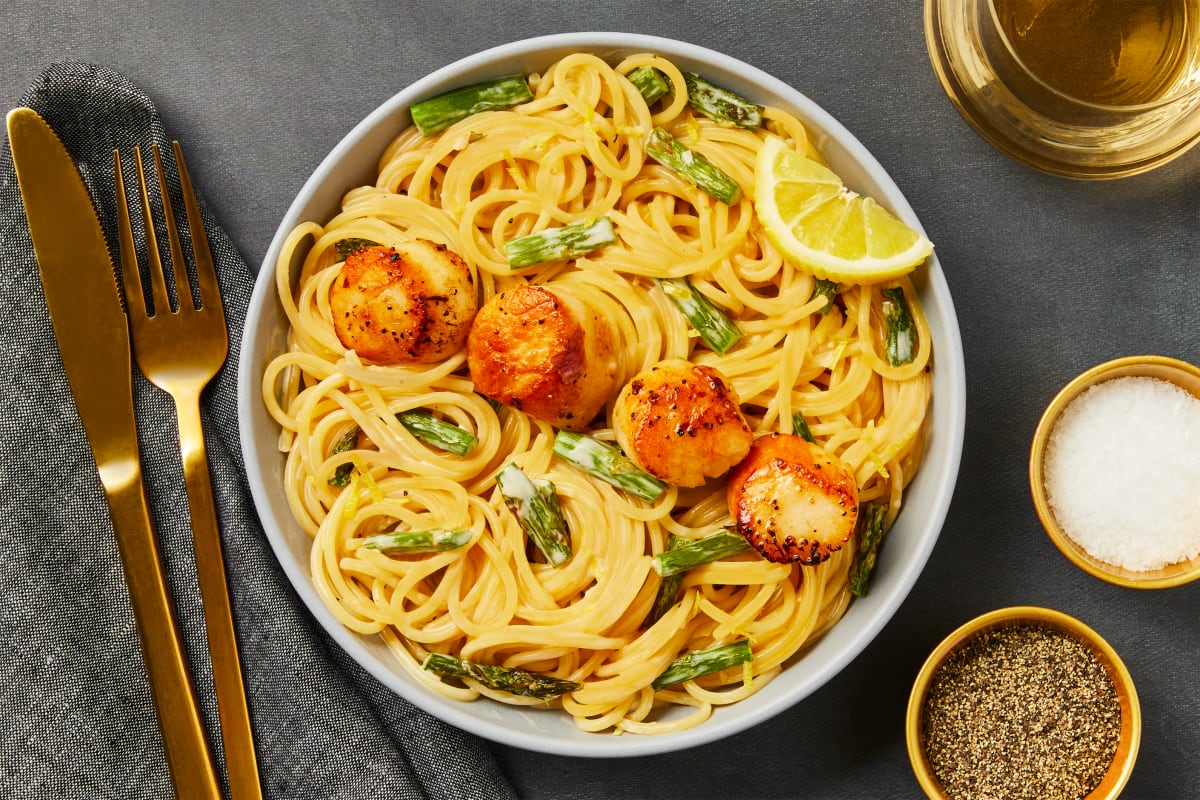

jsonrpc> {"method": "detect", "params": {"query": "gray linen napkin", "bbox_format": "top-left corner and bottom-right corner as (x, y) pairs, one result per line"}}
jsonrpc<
(0, 61), (517, 800)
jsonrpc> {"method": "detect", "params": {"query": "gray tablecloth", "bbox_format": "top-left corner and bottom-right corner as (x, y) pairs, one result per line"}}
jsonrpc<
(2, 2), (1198, 799)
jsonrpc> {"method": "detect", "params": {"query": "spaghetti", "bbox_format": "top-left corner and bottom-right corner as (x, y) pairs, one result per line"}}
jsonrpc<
(262, 52), (933, 734)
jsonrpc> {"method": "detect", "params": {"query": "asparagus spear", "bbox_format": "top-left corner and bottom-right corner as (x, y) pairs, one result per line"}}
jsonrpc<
(495, 463), (573, 566)
(652, 639), (753, 690)
(881, 286), (916, 367)
(423, 652), (581, 699)
(657, 277), (742, 355)
(334, 237), (379, 259)
(505, 216), (616, 268)
(791, 412), (816, 444)
(327, 425), (359, 487)
(651, 530), (752, 577)
(477, 392), (504, 414)
(683, 72), (763, 129)
(810, 278), (838, 314)
(644, 534), (687, 627)
(361, 528), (472, 554)
(849, 503), (889, 597)
(396, 410), (478, 456)
(626, 66), (670, 105)
(645, 127), (743, 205)
(409, 75), (534, 136)
(552, 431), (668, 502)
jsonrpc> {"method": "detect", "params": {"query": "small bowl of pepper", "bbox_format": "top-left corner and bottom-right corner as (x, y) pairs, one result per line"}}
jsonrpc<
(906, 606), (1140, 800)
(1030, 355), (1200, 589)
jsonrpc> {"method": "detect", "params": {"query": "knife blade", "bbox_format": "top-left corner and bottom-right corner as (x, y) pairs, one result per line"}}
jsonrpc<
(6, 107), (222, 800)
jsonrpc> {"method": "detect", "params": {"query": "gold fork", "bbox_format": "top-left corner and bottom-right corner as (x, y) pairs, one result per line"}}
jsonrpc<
(115, 142), (263, 800)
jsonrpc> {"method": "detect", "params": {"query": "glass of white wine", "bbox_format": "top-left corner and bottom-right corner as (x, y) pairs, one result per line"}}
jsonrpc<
(926, 0), (1200, 178)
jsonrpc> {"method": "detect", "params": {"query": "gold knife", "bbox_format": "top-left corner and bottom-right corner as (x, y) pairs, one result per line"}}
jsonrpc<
(7, 107), (222, 800)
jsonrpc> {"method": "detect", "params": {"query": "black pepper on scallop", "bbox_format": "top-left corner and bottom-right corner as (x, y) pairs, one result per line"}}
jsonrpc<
(612, 358), (753, 488)
(466, 284), (617, 431)
(727, 433), (858, 565)
(329, 241), (477, 364)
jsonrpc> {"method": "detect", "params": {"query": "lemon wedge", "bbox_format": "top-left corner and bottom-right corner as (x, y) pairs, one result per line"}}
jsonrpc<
(754, 136), (932, 284)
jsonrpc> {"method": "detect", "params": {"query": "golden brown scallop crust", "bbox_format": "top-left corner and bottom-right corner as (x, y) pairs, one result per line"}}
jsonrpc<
(727, 433), (859, 565)
(467, 284), (615, 431)
(329, 242), (476, 364)
(613, 359), (752, 488)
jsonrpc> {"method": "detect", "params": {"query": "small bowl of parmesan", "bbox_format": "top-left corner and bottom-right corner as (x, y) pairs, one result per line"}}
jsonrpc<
(1030, 355), (1200, 589)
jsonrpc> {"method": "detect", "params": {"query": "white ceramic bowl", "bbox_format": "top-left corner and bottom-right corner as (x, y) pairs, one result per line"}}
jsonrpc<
(238, 32), (967, 757)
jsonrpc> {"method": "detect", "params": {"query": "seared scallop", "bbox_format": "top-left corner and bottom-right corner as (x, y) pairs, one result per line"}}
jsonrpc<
(727, 433), (858, 565)
(613, 359), (752, 488)
(329, 241), (476, 364)
(467, 284), (616, 431)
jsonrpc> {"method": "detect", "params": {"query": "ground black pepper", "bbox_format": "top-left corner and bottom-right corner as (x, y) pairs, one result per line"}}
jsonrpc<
(921, 625), (1121, 800)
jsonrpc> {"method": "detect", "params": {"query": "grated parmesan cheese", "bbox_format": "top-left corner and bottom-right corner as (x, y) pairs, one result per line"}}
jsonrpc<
(1043, 375), (1200, 571)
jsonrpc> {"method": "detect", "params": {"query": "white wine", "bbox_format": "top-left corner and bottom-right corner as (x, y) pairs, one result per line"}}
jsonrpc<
(993, 0), (1199, 106)
(927, 0), (1200, 176)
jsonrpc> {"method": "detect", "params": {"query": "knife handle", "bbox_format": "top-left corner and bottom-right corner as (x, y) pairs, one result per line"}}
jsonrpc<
(104, 460), (222, 800)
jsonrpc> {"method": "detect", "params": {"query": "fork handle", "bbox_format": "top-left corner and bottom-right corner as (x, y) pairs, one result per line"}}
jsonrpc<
(104, 466), (222, 800)
(177, 389), (264, 800)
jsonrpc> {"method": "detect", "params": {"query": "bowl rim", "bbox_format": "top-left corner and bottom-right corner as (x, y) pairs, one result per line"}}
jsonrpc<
(1029, 354), (1200, 589)
(237, 31), (967, 756)
(905, 605), (1141, 800)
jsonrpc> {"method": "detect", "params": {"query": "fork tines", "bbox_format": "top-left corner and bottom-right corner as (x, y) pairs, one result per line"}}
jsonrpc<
(114, 142), (222, 324)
